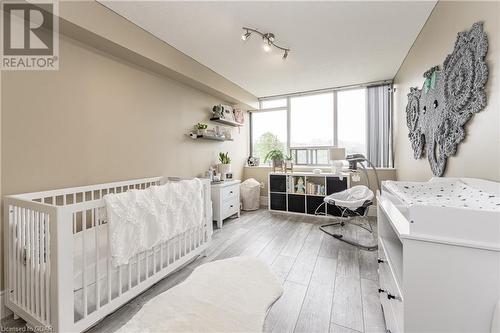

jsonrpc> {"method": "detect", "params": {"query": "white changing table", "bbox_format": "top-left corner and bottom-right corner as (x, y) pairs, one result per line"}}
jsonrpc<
(377, 177), (500, 333)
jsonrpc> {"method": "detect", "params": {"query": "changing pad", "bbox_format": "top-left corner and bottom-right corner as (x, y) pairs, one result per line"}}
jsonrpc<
(384, 179), (500, 211)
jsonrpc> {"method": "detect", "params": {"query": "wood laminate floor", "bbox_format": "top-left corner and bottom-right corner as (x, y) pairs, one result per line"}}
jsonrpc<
(1, 209), (385, 333)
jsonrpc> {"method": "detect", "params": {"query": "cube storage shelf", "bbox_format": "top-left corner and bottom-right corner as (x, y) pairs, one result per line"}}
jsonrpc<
(268, 172), (349, 217)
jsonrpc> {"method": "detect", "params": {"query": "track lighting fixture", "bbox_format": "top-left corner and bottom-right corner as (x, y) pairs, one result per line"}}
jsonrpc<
(241, 27), (290, 60)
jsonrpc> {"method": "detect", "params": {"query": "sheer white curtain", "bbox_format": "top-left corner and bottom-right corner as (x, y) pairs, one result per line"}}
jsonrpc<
(366, 84), (393, 167)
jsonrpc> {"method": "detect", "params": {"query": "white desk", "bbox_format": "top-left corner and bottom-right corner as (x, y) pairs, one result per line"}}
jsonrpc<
(211, 180), (241, 228)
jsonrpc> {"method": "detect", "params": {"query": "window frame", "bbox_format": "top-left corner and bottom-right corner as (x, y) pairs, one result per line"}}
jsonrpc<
(249, 105), (289, 162)
(251, 83), (391, 167)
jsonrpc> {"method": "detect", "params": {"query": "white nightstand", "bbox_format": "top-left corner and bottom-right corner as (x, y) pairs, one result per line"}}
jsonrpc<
(211, 180), (241, 228)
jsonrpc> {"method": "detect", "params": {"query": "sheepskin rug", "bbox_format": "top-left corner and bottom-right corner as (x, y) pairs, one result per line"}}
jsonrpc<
(117, 256), (283, 332)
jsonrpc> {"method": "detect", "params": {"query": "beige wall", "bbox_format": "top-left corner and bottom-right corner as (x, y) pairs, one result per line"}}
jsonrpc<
(393, 1), (500, 182)
(0, 34), (249, 290)
(243, 166), (397, 199)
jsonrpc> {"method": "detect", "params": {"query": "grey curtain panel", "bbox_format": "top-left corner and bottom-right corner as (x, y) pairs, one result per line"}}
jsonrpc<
(366, 84), (393, 167)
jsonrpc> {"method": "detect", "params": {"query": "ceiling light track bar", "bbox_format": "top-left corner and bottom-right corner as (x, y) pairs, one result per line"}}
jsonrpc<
(242, 27), (290, 59)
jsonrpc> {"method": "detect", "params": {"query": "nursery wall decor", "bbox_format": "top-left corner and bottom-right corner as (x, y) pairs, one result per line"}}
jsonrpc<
(405, 22), (489, 176)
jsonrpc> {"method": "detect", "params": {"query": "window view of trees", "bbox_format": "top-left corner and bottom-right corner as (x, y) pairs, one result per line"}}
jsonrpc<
(251, 110), (287, 165)
(253, 132), (285, 163)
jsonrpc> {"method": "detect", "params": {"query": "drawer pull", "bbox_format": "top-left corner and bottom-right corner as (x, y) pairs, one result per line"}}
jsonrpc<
(230, 205), (233, 208)
(377, 258), (385, 263)
(230, 191), (233, 194)
(378, 288), (386, 294)
(387, 293), (398, 300)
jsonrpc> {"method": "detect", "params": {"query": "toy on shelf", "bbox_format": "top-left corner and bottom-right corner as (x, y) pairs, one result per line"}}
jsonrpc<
(295, 177), (305, 194)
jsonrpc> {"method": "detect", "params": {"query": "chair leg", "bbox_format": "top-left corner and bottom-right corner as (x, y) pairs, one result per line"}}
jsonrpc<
(319, 220), (378, 252)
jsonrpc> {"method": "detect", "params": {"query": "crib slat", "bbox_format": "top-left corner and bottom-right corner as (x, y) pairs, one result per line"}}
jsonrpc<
(153, 246), (157, 274)
(40, 213), (45, 322)
(45, 213), (50, 324)
(9, 206), (14, 304)
(26, 209), (30, 311)
(35, 211), (40, 318)
(182, 231), (188, 255)
(94, 208), (100, 311)
(21, 208), (26, 308)
(178, 234), (182, 259)
(159, 242), (164, 270)
(118, 265), (122, 296)
(12, 206), (18, 304)
(136, 253), (140, 285)
(145, 250), (149, 279)
(107, 230), (112, 304)
(128, 260), (132, 290)
(30, 210), (35, 314)
(82, 212), (88, 317)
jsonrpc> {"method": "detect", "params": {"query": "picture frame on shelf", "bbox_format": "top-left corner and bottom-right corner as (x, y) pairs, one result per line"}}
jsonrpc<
(212, 104), (234, 121)
(234, 109), (245, 124)
(222, 107), (235, 122)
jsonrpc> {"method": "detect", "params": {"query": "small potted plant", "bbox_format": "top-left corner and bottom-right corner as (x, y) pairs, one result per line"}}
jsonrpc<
(264, 149), (284, 172)
(195, 123), (208, 136)
(218, 152), (231, 179)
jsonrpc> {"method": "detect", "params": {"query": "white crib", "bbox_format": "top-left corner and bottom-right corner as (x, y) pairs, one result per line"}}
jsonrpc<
(3, 176), (212, 332)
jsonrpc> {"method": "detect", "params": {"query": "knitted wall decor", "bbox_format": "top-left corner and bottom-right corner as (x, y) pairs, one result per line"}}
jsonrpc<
(405, 22), (489, 176)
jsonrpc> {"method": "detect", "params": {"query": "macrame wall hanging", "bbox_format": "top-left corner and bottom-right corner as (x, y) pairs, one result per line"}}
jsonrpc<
(405, 22), (489, 176)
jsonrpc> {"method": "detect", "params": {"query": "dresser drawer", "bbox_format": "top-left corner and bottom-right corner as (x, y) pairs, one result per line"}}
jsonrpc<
(378, 240), (404, 333)
(222, 196), (239, 219)
(221, 184), (239, 201)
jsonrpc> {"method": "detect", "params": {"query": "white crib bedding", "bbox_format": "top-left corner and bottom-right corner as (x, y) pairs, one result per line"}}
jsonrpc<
(383, 179), (500, 211)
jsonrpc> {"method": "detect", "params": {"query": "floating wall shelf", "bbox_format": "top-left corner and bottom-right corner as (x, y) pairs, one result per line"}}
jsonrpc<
(210, 117), (243, 127)
(186, 134), (233, 142)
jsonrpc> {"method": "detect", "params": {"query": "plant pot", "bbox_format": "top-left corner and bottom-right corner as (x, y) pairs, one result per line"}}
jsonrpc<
(272, 158), (283, 170)
(196, 129), (206, 136)
(217, 163), (231, 179)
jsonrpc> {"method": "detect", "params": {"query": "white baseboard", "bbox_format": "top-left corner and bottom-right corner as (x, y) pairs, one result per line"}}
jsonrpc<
(0, 290), (13, 320)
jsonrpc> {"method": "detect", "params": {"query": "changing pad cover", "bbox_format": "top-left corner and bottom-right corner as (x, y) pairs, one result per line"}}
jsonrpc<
(384, 179), (500, 211)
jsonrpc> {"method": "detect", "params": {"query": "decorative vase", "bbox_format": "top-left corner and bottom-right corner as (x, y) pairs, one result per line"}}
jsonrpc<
(218, 163), (231, 179)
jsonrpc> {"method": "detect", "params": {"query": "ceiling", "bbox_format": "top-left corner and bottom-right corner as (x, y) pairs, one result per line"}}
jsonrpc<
(99, 1), (436, 98)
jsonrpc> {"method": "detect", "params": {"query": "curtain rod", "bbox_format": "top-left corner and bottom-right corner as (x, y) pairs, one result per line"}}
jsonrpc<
(259, 79), (393, 100)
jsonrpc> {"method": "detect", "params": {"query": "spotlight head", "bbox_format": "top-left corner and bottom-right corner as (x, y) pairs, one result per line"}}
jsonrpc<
(241, 31), (251, 41)
(283, 50), (289, 60)
(263, 41), (271, 52)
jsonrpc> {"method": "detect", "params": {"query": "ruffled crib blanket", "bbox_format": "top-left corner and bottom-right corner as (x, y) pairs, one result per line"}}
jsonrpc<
(104, 178), (204, 266)
(384, 179), (500, 211)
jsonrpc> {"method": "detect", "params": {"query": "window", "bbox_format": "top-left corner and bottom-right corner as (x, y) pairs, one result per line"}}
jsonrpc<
(251, 110), (287, 164)
(337, 88), (367, 156)
(260, 98), (287, 109)
(290, 93), (334, 147)
(250, 84), (391, 167)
